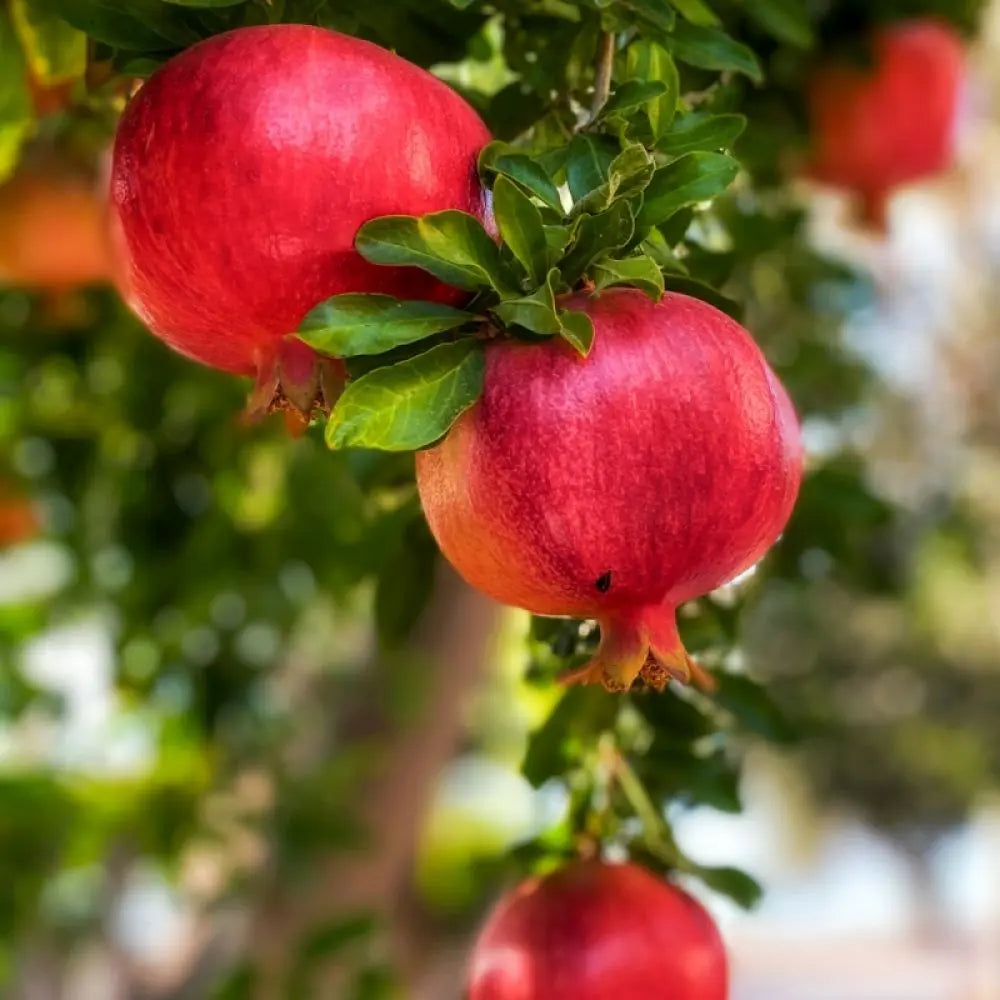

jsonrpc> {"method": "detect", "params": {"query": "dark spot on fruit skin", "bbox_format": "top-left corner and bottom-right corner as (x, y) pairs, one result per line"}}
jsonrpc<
(595, 571), (612, 593)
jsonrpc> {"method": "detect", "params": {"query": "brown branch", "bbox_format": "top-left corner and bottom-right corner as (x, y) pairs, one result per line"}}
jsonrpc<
(589, 31), (616, 123)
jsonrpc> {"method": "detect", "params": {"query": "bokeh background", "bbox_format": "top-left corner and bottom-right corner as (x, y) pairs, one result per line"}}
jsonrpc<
(3, 1), (1000, 998)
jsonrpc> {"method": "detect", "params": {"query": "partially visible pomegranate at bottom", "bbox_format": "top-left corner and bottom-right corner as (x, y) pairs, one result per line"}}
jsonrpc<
(416, 289), (802, 691)
(467, 861), (728, 1000)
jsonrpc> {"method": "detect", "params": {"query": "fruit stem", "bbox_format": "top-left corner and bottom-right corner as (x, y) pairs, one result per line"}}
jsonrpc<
(589, 31), (616, 122)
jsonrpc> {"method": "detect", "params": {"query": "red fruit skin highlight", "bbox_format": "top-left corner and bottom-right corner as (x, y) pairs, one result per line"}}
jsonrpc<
(468, 862), (728, 1000)
(807, 19), (965, 228)
(110, 24), (491, 378)
(416, 289), (802, 690)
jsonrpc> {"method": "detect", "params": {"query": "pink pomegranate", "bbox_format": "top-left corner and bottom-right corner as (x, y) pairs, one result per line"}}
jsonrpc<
(807, 19), (965, 229)
(468, 861), (728, 1000)
(110, 24), (490, 410)
(416, 289), (802, 690)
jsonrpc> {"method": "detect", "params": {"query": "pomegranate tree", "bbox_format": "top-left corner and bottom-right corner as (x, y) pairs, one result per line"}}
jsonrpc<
(416, 289), (802, 690)
(468, 861), (727, 1000)
(807, 19), (965, 229)
(110, 24), (490, 415)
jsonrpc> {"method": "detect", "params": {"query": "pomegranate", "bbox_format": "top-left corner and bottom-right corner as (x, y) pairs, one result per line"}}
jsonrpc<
(807, 19), (965, 229)
(468, 861), (728, 1000)
(416, 289), (801, 690)
(110, 24), (490, 412)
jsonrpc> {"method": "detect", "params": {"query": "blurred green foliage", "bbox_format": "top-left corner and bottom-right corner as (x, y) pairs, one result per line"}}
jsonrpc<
(0, 0), (997, 996)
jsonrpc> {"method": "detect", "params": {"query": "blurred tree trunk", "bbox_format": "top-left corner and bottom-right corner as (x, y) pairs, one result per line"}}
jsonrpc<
(251, 565), (503, 999)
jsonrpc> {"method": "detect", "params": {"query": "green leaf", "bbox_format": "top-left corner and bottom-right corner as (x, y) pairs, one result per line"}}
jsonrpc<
(10, 0), (86, 85)
(565, 133), (618, 205)
(480, 143), (564, 213)
(557, 308), (595, 356)
(712, 671), (798, 743)
(0, 12), (33, 185)
(356, 211), (515, 294)
(573, 143), (655, 216)
(640, 229), (689, 273)
(637, 152), (739, 232)
(624, 40), (679, 140)
(657, 112), (747, 155)
(562, 200), (635, 283)
(665, 22), (763, 81)
(592, 255), (665, 299)
(662, 275), (744, 320)
(325, 340), (485, 452)
(297, 295), (475, 358)
(34, 0), (199, 49)
(667, 0), (720, 27)
(742, 0), (814, 48)
(492, 270), (563, 336)
(603, 80), (669, 116)
(522, 686), (619, 787)
(692, 864), (763, 909)
(619, 0), (675, 34)
(493, 176), (549, 285)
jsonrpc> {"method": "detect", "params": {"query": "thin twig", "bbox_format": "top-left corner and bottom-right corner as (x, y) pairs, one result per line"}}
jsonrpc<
(589, 31), (616, 123)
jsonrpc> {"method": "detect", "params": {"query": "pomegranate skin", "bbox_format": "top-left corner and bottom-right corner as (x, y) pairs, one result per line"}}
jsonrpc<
(807, 19), (965, 228)
(468, 862), (728, 1000)
(416, 289), (801, 689)
(110, 24), (491, 377)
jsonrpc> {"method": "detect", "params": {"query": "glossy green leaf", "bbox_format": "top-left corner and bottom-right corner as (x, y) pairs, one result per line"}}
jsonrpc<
(492, 271), (563, 336)
(557, 308), (596, 356)
(637, 152), (739, 232)
(356, 211), (515, 294)
(665, 22), (763, 81)
(657, 112), (747, 155)
(0, 12), (32, 185)
(592, 254), (665, 299)
(480, 143), (564, 212)
(667, 0), (720, 27)
(297, 295), (476, 358)
(493, 176), (549, 285)
(325, 340), (485, 452)
(624, 40), (679, 139)
(565, 133), (618, 205)
(692, 864), (763, 909)
(742, 0), (814, 48)
(640, 229), (689, 273)
(603, 80), (669, 117)
(619, 0), (675, 35)
(10, 0), (86, 85)
(562, 200), (636, 283)
(34, 0), (199, 49)
(573, 143), (655, 216)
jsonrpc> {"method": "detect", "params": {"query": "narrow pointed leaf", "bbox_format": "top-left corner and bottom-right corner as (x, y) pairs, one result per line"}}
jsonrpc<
(665, 23), (763, 81)
(562, 201), (635, 283)
(298, 295), (476, 358)
(492, 268), (566, 336)
(592, 255), (665, 299)
(480, 144), (564, 212)
(565, 133), (618, 204)
(326, 340), (485, 452)
(356, 211), (515, 294)
(657, 113), (747, 155)
(667, 0), (720, 27)
(604, 80), (669, 117)
(625, 40), (679, 140)
(493, 176), (549, 286)
(637, 152), (739, 231)
(743, 0), (814, 48)
(0, 12), (32, 185)
(558, 309), (595, 356)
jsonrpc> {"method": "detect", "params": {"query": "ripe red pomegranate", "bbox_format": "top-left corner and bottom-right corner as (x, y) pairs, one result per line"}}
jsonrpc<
(807, 19), (965, 229)
(468, 861), (728, 1000)
(416, 289), (801, 690)
(110, 24), (490, 413)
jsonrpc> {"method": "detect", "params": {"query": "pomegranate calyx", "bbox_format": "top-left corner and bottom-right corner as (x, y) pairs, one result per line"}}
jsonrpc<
(560, 606), (702, 692)
(245, 337), (346, 435)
